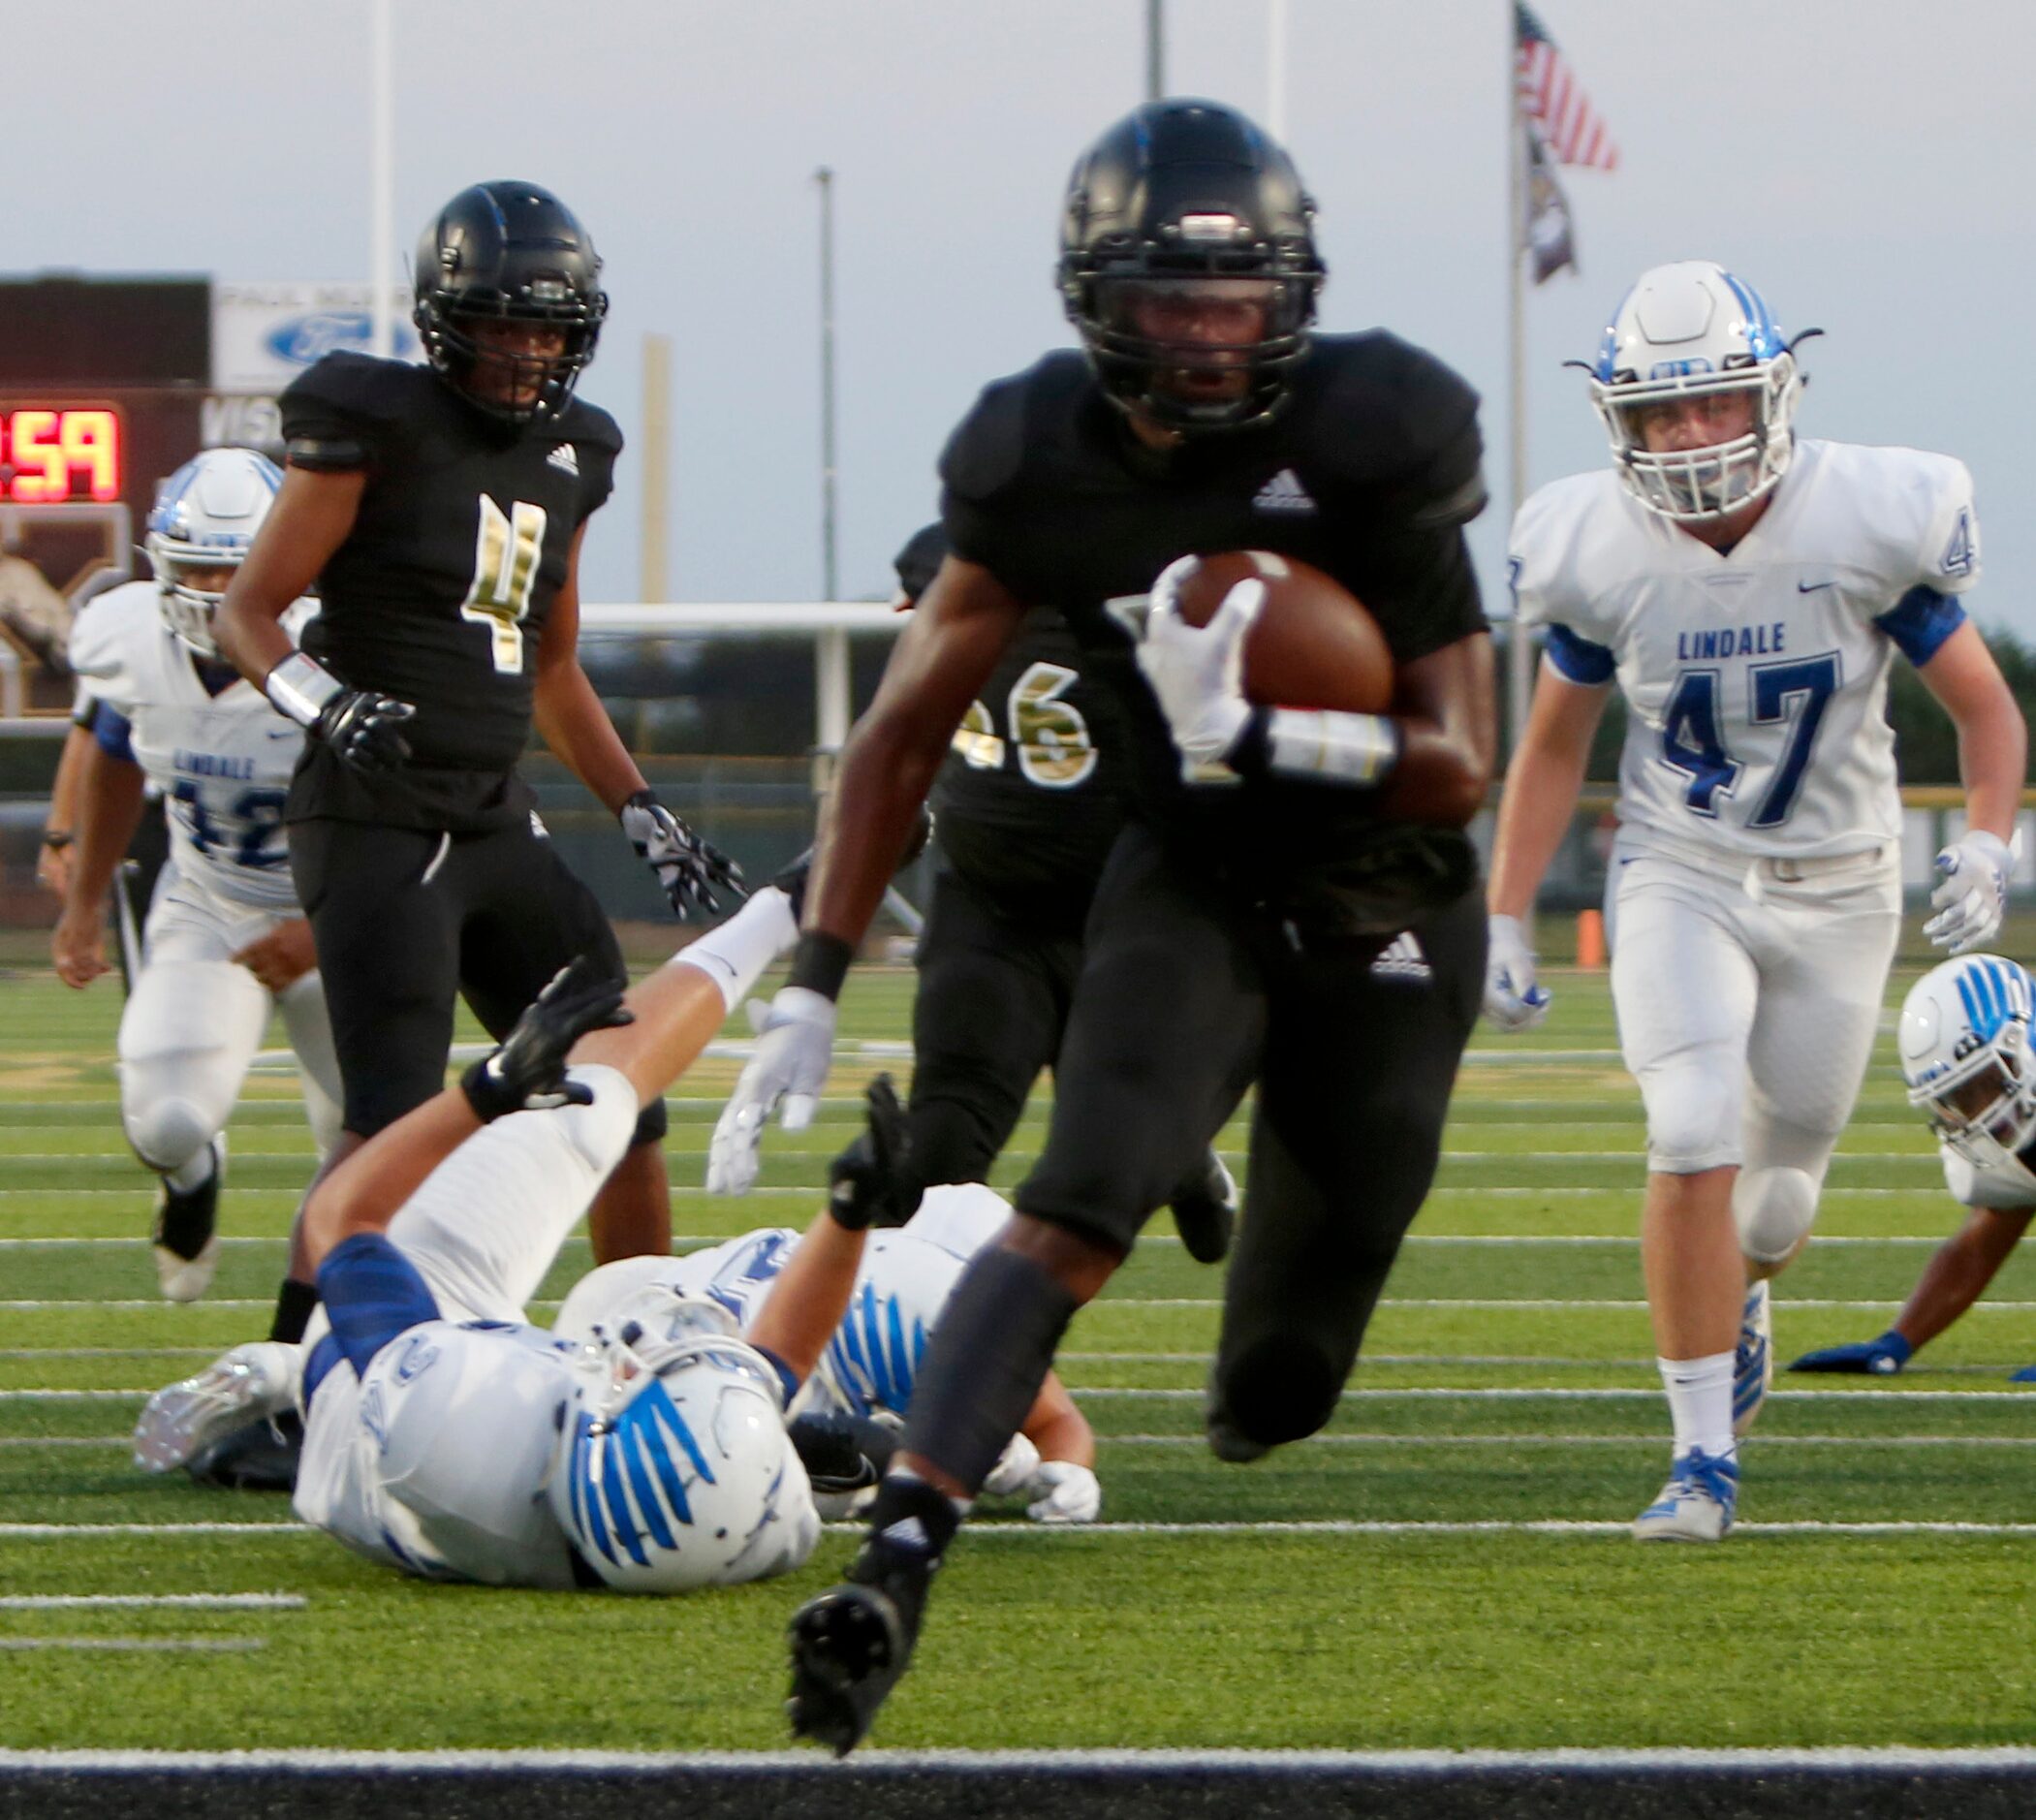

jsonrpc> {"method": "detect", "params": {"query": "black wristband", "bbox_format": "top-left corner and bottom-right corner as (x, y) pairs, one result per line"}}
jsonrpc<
(1225, 706), (1273, 778)
(787, 930), (854, 1000)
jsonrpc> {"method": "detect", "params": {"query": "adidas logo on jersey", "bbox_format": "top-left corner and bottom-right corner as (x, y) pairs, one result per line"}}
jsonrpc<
(1252, 468), (1316, 516)
(547, 443), (579, 477)
(1369, 932), (1430, 982)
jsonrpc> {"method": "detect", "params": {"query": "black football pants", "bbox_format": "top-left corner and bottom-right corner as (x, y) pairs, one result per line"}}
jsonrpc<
(290, 815), (627, 1139)
(1016, 821), (1487, 1450)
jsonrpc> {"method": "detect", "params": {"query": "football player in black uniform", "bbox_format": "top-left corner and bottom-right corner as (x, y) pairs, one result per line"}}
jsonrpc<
(217, 181), (736, 1337)
(862, 522), (1235, 1255)
(706, 101), (1498, 1751)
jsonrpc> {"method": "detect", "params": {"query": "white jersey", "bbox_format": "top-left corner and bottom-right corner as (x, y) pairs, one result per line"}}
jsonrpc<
(1941, 1145), (2036, 1211)
(67, 582), (314, 910)
(1510, 439), (1980, 860)
(294, 1319), (594, 1588)
(554, 1183), (1011, 1422)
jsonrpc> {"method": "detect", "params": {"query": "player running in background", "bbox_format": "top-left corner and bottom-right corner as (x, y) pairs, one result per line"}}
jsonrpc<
(1789, 953), (2036, 1382)
(863, 523), (1234, 1256)
(1488, 262), (2026, 1540)
(52, 450), (342, 1302)
(215, 180), (737, 1346)
(708, 99), (1496, 1751)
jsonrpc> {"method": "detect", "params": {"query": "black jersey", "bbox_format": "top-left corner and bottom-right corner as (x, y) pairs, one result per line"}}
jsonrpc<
(938, 333), (1488, 929)
(278, 353), (622, 830)
(933, 605), (1132, 923)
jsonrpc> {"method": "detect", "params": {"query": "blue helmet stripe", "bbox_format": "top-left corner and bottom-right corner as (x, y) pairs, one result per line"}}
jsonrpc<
(617, 1417), (680, 1550)
(862, 1287), (898, 1409)
(573, 1414), (618, 1563)
(1717, 268), (1781, 358)
(885, 1299), (913, 1409)
(598, 1432), (650, 1567)
(651, 1383), (717, 1488)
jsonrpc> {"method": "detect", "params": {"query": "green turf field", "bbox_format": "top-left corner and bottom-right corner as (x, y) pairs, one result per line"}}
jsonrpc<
(2, 952), (2033, 1751)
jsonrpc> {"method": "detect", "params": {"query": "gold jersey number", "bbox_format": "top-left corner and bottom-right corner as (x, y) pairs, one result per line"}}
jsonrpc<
(459, 495), (548, 673)
(951, 660), (1098, 789)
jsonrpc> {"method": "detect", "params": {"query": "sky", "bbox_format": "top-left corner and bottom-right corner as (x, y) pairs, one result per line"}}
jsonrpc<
(13, 1), (2036, 632)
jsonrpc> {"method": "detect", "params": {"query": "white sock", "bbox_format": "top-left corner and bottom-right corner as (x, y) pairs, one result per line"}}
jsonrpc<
(669, 885), (798, 1012)
(1657, 1352), (1737, 1460)
(164, 1144), (218, 1196)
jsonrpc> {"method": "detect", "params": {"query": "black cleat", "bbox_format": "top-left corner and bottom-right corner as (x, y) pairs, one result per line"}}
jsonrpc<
(1169, 1148), (1237, 1266)
(787, 1524), (935, 1756)
(185, 1410), (303, 1492)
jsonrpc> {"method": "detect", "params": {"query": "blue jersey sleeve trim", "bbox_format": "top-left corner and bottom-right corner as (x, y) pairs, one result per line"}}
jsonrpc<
(315, 1232), (440, 1379)
(1876, 584), (1967, 668)
(91, 701), (135, 763)
(1544, 621), (1617, 685)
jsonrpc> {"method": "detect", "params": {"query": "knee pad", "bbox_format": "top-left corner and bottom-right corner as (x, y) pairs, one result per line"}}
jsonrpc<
(1643, 1074), (1741, 1175)
(1734, 1165), (1820, 1265)
(1215, 1336), (1341, 1450)
(124, 1094), (214, 1175)
(629, 1095), (668, 1149)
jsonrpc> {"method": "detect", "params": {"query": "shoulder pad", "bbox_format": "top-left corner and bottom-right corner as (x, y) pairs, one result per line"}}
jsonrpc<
(65, 581), (158, 696)
(1506, 470), (1627, 634)
(557, 397), (624, 457)
(280, 353), (418, 470)
(939, 352), (1090, 505)
(1304, 333), (1485, 523)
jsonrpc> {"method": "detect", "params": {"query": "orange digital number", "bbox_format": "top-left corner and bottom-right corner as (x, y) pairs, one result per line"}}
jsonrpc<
(63, 411), (120, 501)
(8, 411), (65, 502)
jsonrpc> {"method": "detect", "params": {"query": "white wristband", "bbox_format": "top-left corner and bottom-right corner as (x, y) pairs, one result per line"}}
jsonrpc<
(264, 651), (343, 729)
(1263, 708), (1399, 786)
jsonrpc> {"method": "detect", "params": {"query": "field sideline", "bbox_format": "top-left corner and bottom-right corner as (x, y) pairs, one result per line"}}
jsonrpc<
(2, 945), (2033, 1754)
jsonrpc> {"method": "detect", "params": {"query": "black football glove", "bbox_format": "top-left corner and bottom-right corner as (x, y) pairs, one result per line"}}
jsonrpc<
(619, 790), (744, 920)
(826, 1073), (914, 1231)
(460, 957), (634, 1123)
(314, 688), (417, 774)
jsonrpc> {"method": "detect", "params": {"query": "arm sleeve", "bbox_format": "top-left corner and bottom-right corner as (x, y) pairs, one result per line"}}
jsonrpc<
(91, 701), (135, 763)
(1544, 622), (1618, 684)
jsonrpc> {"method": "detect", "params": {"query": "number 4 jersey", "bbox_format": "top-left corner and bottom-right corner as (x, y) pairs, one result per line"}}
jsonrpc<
(1509, 438), (1979, 859)
(277, 352), (622, 832)
(68, 582), (313, 911)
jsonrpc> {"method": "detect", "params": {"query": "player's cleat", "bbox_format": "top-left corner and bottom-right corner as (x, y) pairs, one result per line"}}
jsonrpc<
(1169, 1149), (1237, 1265)
(133, 1340), (299, 1474)
(184, 1410), (303, 1492)
(151, 1135), (225, 1302)
(1788, 1331), (1911, 1375)
(1732, 1279), (1772, 1436)
(787, 1541), (931, 1756)
(1632, 1447), (1738, 1542)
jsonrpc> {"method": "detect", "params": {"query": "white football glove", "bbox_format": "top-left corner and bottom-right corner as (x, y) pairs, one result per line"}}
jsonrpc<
(1483, 913), (1551, 1030)
(1025, 1459), (1102, 1525)
(982, 1430), (1041, 1499)
(1925, 830), (2013, 956)
(705, 987), (836, 1194)
(1136, 556), (1264, 771)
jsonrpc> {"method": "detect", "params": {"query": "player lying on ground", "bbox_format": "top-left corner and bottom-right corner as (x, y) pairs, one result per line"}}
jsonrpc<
(1788, 953), (2036, 1382)
(563, 1078), (1100, 1526)
(54, 450), (342, 1302)
(138, 884), (825, 1589)
(1487, 260), (2024, 1542)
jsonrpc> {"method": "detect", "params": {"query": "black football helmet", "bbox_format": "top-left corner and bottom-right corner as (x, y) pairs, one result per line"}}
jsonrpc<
(1059, 100), (1325, 434)
(412, 180), (609, 426)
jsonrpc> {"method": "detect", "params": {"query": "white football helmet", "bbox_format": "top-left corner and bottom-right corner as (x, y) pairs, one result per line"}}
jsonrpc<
(1586, 261), (1805, 523)
(144, 449), (282, 657)
(1898, 955), (2036, 1176)
(548, 1294), (818, 1592)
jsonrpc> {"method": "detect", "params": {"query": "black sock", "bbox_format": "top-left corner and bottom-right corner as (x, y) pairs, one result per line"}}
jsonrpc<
(897, 1244), (1081, 1496)
(268, 1277), (318, 1344)
(860, 1474), (963, 1573)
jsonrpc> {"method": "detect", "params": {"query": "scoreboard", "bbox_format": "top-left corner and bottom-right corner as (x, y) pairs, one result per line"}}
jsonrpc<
(0, 279), (210, 712)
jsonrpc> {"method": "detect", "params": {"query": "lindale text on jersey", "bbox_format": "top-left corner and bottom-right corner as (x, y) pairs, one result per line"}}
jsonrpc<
(1676, 623), (1787, 662)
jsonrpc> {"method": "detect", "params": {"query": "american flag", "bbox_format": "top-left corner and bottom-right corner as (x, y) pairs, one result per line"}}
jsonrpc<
(1516, 4), (1619, 173)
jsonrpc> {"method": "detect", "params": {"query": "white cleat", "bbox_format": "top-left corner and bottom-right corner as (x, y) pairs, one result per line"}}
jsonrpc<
(151, 1135), (226, 1303)
(1632, 1447), (1739, 1542)
(133, 1341), (300, 1474)
(1733, 1279), (1773, 1437)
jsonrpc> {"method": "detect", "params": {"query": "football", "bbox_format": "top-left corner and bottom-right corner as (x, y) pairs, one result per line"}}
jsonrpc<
(1165, 550), (1394, 713)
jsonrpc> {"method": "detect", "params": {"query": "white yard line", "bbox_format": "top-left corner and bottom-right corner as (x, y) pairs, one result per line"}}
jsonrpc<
(0, 1638), (267, 1653)
(0, 1594), (302, 1610)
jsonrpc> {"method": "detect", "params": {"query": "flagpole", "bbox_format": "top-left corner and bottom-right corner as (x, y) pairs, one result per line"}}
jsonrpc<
(1506, 40), (1532, 766)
